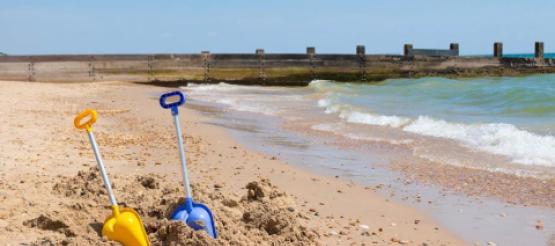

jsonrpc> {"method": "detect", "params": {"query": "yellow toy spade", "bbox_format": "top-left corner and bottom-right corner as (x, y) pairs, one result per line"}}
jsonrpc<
(74, 109), (150, 246)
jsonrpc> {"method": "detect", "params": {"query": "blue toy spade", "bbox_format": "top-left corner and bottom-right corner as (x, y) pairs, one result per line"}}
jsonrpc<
(159, 91), (217, 238)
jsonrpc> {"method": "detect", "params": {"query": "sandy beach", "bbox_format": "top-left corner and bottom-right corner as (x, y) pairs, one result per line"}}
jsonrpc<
(0, 80), (466, 245)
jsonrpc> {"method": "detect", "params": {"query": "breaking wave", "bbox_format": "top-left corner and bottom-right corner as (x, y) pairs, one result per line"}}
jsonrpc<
(310, 79), (555, 167)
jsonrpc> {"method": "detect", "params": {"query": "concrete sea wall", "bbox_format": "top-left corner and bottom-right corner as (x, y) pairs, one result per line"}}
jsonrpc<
(1, 43), (554, 85)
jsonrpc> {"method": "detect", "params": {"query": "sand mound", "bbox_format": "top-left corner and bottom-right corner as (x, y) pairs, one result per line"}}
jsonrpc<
(52, 167), (111, 203)
(29, 237), (116, 246)
(239, 180), (318, 244)
(42, 169), (319, 245)
(137, 176), (160, 190)
(23, 215), (76, 237)
(146, 219), (222, 245)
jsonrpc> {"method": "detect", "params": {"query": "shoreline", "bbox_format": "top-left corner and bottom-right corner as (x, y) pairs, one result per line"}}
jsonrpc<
(180, 82), (555, 245)
(284, 119), (555, 209)
(181, 79), (555, 207)
(0, 80), (464, 245)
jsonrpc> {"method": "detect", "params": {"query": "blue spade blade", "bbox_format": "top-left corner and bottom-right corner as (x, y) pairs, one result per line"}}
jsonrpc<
(171, 198), (217, 238)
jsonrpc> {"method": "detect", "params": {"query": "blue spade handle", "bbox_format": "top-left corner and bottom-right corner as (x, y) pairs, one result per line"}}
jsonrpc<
(160, 90), (193, 200)
(159, 91), (186, 115)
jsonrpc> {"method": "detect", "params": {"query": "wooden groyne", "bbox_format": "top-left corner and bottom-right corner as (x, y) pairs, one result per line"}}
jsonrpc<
(0, 42), (554, 85)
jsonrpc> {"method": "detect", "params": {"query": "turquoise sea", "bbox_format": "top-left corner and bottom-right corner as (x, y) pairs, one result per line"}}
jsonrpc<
(467, 53), (555, 58)
(503, 53), (555, 58)
(312, 74), (555, 167)
(184, 73), (555, 170)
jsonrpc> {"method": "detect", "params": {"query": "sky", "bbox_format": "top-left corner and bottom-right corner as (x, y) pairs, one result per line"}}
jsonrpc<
(1, 0), (554, 55)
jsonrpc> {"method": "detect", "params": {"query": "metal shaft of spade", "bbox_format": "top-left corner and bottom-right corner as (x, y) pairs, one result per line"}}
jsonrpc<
(87, 130), (118, 206)
(172, 114), (193, 200)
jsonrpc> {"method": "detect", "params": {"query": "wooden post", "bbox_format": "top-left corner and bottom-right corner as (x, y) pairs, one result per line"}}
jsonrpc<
(450, 43), (459, 56)
(404, 44), (413, 57)
(535, 42), (544, 59)
(28, 59), (35, 82)
(147, 55), (154, 81)
(356, 45), (365, 58)
(307, 47), (316, 79)
(201, 51), (210, 82)
(256, 49), (266, 82)
(88, 56), (95, 81)
(356, 45), (366, 81)
(306, 47), (315, 58)
(494, 42), (503, 58)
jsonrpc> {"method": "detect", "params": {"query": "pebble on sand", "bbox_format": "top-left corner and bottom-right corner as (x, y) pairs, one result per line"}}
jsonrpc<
(535, 220), (544, 230)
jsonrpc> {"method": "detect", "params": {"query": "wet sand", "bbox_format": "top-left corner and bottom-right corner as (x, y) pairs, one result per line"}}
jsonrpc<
(391, 160), (555, 208)
(0, 81), (463, 245)
(280, 114), (555, 209)
(287, 119), (555, 209)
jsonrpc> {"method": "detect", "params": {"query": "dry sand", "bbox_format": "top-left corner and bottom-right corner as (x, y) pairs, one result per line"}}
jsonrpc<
(0, 81), (464, 245)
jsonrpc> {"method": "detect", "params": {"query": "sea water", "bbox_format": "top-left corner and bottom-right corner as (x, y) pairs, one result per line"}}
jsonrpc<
(184, 74), (555, 174)
(503, 53), (555, 58)
(311, 75), (555, 167)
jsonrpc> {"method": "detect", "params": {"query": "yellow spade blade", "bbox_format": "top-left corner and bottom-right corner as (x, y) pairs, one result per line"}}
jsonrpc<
(102, 206), (150, 246)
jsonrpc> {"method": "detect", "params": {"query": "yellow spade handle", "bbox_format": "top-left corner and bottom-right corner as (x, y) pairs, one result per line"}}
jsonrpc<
(74, 109), (97, 132)
(74, 109), (118, 206)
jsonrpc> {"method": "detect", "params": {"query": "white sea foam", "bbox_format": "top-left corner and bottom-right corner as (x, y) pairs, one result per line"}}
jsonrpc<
(316, 98), (409, 128)
(339, 111), (410, 128)
(182, 83), (295, 116)
(403, 116), (555, 167)
(316, 94), (555, 166)
(317, 98), (330, 108)
(344, 134), (414, 145)
(309, 80), (334, 87)
(182, 82), (239, 91)
(311, 123), (413, 145)
(214, 98), (277, 115)
(317, 99), (343, 114)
